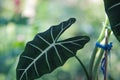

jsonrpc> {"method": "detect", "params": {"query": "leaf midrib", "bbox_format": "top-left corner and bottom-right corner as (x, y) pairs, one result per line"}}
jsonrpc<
(19, 42), (56, 80)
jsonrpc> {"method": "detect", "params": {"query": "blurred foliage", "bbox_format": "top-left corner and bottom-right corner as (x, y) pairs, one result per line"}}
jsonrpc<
(0, 0), (120, 80)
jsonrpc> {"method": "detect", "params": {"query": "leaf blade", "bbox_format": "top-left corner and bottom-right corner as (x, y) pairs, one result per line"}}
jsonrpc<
(16, 18), (90, 80)
(104, 0), (120, 41)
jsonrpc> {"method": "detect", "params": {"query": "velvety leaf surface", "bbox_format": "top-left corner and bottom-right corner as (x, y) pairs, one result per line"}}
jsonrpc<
(104, 0), (120, 41)
(16, 18), (90, 80)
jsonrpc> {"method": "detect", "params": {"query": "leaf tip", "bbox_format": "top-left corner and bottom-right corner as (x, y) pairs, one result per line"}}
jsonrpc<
(86, 36), (90, 42)
(69, 18), (76, 23)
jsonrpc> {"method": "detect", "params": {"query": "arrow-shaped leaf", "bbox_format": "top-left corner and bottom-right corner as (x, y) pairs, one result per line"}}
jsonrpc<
(103, 0), (120, 41)
(16, 18), (90, 80)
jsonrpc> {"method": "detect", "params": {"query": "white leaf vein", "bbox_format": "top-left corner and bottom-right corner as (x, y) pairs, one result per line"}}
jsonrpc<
(108, 2), (120, 10)
(58, 43), (75, 55)
(34, 63), (40, 77)
(71, 43), (82, 47)
(45, 52), (51, 71)
(28, 43), (43, 52)
(114, 22), (120, 28)
(25, 72), (28, 80)
(37, 35), (50, 45)
(53, 45), (63, 64)
(58, 38), (86, 44)
(21, 56), (34, 61)
(55, 20), (72, 41)
(50, 28), (54, 42)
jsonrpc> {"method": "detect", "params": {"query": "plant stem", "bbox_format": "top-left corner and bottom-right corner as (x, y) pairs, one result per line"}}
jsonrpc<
(92, 48), (104, 80)
(92, 19), (111, 80)
(75, 55), (89, 80)
(89, 47), (98, 80)
(92, 29), (111, 80)
(89, 17), (109, 80)
(89, 23), (105, 79)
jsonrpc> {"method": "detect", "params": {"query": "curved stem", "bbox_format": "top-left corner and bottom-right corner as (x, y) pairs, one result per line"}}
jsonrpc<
(92, 49), (104, 80)
(89, 47), (98, 80)
(93, 29), (111, 80)
(75, 55), (89, 80)
(89, 23), (106, 79)
(92, 19), (111, 80)
(89, 17), (109, 80)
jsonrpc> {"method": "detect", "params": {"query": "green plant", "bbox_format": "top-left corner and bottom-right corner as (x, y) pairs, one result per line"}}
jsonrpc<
(16, 0), (120, 80)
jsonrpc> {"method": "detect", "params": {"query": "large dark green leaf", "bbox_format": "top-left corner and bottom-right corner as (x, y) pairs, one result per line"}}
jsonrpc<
(16, 18), (90, 80)
(103, 0), (120, 41)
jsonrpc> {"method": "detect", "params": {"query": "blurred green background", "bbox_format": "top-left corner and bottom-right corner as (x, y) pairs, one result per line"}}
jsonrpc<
(0, 0), (120, 80)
